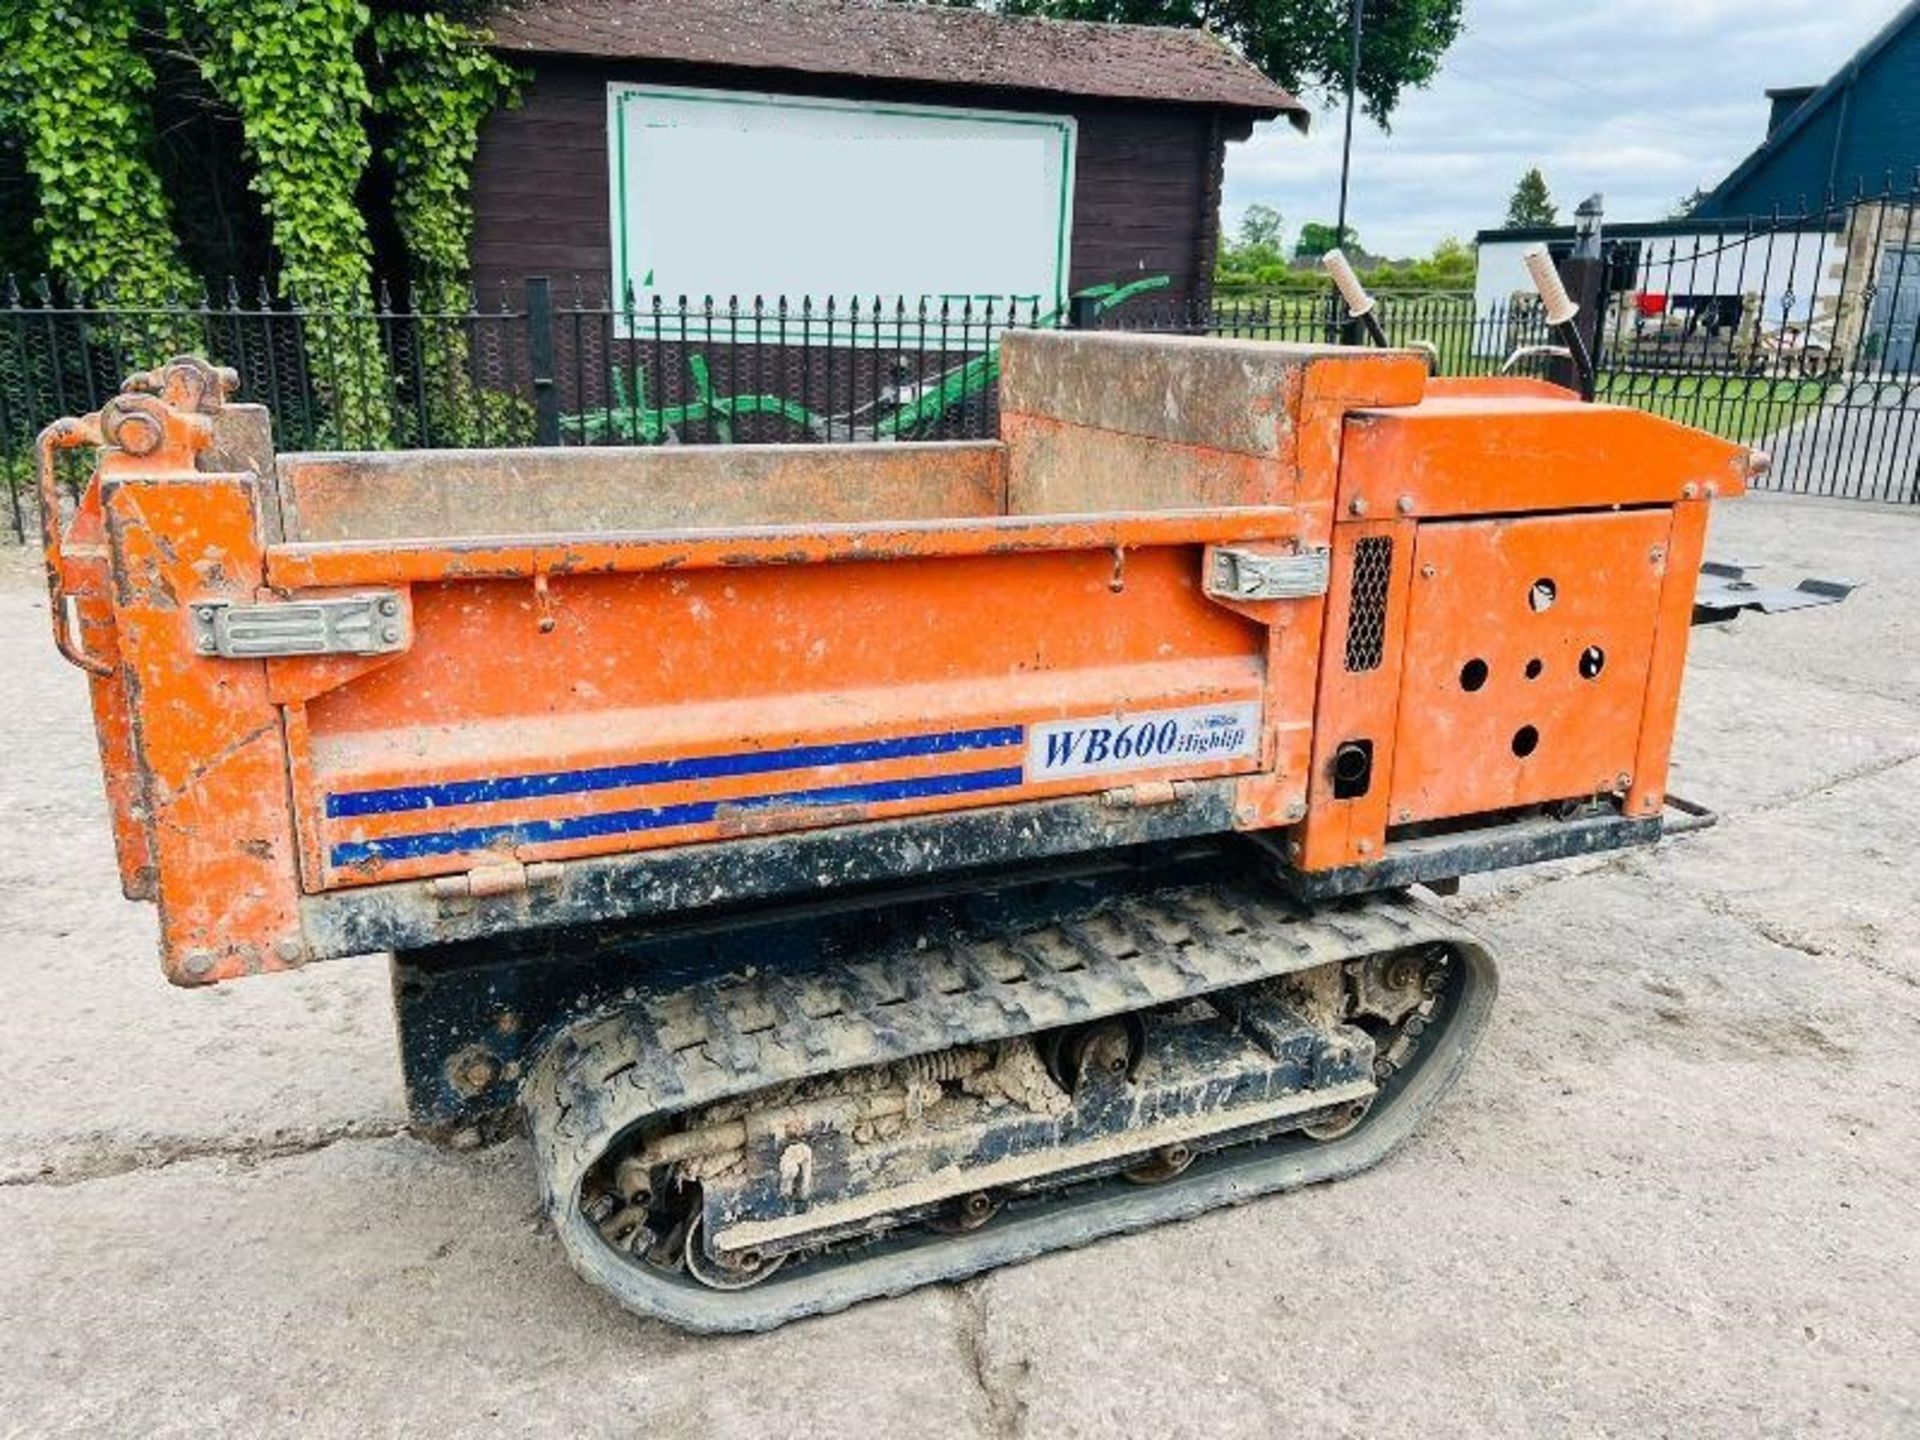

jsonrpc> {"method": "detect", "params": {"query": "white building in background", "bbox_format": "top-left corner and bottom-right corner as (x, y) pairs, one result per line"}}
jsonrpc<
(1471, 219), (1845, 359)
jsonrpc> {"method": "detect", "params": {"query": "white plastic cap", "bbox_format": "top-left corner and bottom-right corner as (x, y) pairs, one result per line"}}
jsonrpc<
(1522, 246), (1580, 326)
(1321, 248), (1377, 319)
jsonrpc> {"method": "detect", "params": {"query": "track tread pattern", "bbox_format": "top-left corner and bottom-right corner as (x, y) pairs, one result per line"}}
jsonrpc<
(532, 885), (1456, 1171)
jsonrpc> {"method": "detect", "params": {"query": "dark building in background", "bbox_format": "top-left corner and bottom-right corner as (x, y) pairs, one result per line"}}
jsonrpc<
(471, 0), (1305, 306)
(1694, 0), (1920, 218)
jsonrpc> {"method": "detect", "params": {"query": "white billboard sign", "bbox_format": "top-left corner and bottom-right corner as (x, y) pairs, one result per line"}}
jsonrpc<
(607, 83), (1075, 341)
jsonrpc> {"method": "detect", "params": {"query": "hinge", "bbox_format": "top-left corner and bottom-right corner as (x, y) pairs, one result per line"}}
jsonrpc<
(426, 860), (563, 903)
(1206, 546), (1330, 602)
(191, 591), (409, 659)
(1101, 779), (1190, 808)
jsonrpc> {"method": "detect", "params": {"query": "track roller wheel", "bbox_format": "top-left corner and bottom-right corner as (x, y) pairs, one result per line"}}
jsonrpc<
(928, 1191), (1003, 1233)
(1300, 1096), (1374, 1141)
(1122, 1143), (1196, 1185)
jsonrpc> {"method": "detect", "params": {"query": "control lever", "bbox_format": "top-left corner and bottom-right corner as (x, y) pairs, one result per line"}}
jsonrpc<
(1521, 245), (1596, 400)
(1321, 249), (1389, 348)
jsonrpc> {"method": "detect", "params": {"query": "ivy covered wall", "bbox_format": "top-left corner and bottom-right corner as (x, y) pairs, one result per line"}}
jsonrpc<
(0, 0), (520, 439)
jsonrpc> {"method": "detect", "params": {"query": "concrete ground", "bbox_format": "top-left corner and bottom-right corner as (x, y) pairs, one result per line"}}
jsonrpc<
(0, 495), (1915, 1438)
(1765, 391), (1919, 504)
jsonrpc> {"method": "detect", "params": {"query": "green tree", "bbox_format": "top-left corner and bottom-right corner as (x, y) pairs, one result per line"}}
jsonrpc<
(996, 0), (1462, 122)
(1237, 202), (1284, 252)
(1503, 168), (1556, 228)
(1294, 220), (1358, 259)
(1668, 186), (1711, 219)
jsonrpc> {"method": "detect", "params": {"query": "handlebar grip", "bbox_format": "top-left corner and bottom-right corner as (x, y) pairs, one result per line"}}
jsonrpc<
(1321, 248), (1377, 319)
(1522, 246), (1580, 326)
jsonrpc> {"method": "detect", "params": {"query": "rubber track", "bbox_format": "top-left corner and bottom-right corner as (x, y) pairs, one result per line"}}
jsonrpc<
(524, 879), (1496, 1332)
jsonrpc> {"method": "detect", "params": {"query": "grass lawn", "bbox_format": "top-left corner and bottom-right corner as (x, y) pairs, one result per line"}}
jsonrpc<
(1208, 291), (1825, 448)
(1595, 373), (1827, 445)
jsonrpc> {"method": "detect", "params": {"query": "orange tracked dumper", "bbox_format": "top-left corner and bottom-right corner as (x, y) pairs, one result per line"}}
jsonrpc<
(39, 288), (1761, 1329)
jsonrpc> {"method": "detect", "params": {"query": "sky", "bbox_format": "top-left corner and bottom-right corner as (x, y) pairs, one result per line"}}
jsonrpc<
(1221, 0), (1902, 259)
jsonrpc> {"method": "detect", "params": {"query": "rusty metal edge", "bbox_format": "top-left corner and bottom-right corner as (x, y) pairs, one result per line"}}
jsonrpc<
(301, 782), (1241, 962)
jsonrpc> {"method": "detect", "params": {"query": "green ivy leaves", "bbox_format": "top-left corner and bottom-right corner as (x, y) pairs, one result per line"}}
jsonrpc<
(374, 11), (520, 297)
(0, 0), (191, 304)
(1, 1), (518, 445)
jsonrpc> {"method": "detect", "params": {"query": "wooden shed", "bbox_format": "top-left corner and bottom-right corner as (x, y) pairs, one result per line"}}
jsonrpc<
(471, 0), (1305, 309)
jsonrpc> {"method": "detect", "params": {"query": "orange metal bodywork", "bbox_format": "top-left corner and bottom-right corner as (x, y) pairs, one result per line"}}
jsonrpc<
(41, 339), (1753, 984)
(1294, 390), (1749, 871)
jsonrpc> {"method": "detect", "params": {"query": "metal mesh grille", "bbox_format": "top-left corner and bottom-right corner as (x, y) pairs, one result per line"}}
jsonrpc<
(1343, 537), (1394, 672)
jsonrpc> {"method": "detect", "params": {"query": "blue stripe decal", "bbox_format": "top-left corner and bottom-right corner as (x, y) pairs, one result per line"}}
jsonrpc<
(328, 765), (1027, 868)
(325, 725), (1024, 819)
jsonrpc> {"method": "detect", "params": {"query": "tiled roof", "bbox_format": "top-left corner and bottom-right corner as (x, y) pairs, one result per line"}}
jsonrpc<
(484, 0), (1306, 118)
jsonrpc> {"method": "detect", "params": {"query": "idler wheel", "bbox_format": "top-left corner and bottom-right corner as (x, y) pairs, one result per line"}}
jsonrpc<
(683, 1213), (787, 1291)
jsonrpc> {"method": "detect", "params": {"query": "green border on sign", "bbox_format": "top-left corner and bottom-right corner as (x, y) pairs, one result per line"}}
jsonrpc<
(606, 81), (1077, 339)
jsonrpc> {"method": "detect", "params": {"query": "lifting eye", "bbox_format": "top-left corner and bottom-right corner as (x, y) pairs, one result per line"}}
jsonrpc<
(1528, 578), (1558, 612)
(1579, 645), (1607, 679)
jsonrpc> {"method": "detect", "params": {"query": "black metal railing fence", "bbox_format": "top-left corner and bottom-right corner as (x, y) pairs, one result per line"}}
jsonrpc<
(0, 279), (1552, 541)
(1578, 174), (1920, 503)
(7, 179), (1919, 545)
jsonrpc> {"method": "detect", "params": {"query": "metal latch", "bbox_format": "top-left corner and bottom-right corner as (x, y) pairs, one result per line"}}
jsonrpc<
(1206, 547), (1330, 602)
(191, 591), (409, 659)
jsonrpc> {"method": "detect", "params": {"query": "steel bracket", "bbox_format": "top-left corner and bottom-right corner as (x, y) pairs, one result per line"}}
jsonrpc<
(1205, 546), (1329, 602)
(190, 591), (410, 659)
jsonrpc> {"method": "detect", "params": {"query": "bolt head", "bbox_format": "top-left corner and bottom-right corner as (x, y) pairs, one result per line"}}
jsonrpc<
(380, 625), (400, 644)
(1285, 801), (1307, 821)
(1420, 563), (1436, 578)
(180, 948), (217, 977)
(377, 597), (398, 617)
(1356, 839), (1373, 855)
(1395, 495), (1415, 515)
(448, 1045), (501, 1097)
(1682, 483), (1699, 499)
(1349, 496), (1369, 516)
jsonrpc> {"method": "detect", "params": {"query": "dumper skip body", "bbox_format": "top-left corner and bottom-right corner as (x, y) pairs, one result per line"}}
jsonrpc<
(40, 331), (1757, 1329)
